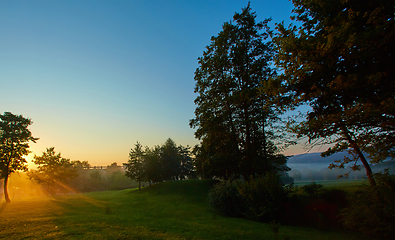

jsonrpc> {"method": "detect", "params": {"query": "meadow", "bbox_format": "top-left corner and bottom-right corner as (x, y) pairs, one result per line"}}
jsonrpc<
(0, 180), (371, 240)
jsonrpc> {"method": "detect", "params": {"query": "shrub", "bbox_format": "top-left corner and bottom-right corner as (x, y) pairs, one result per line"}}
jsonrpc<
(340, 171), (395, 239)
(208, 180), (243, 217)
(237, 173), (288, 222)
(320, 188), (348, 208)
(300, 182), (324, 196)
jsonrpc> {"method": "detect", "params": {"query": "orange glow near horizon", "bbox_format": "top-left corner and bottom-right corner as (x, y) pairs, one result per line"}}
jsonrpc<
(25, 154), (37, 170)
(1, 172), (48, 201)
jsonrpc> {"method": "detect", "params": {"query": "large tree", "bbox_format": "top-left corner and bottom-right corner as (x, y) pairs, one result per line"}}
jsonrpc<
(28, 147), (78, 194)
(273, 0), (394, 185)
(0, 112), (38, 202)
(190, 4), (286, 180)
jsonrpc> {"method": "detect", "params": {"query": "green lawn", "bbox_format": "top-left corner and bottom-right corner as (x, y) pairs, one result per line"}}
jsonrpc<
(1, 180), (370, 240)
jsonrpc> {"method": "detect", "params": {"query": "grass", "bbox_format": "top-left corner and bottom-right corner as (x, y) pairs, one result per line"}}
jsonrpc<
(294, 179), (365, 192)
(0, 180), (372, 240)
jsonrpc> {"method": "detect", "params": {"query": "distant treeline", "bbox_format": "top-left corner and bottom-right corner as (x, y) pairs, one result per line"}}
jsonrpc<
(124, 138), (195, 190)
(0, 163), (140, 198)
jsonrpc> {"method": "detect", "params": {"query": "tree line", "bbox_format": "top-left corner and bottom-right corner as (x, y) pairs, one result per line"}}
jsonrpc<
(1, 0), (394, 202)
(124, 138), (195, 191)
(0, 110), (193, 201)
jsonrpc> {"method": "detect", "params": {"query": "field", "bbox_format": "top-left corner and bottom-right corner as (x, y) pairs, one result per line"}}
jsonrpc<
(0, 180), (371, 240)
(294, 179), (365, 192)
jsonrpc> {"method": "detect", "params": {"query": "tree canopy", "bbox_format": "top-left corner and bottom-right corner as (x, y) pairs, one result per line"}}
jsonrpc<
(273, 0), (395, 185)
(0, 112), (38, 202)
(28, 147), (78, 194)
(190, 4), (287, 180)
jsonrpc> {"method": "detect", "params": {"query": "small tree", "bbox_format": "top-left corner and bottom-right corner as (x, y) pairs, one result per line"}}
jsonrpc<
(28, 147), (78, 194)
(124, 142), (145, 191)
(0, 112), (38, 202)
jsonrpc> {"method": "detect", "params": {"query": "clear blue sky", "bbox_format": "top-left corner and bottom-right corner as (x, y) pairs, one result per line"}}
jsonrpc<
(1, 0), (310, 166)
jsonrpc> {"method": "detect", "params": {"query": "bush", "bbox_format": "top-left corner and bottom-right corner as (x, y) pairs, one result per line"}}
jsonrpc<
(340, 171), (395, 239)
(320, 188), (348, 208)
(300, 182), (324, 196)
(237, 173), (288, 222)
(208, 173), (289, 221)
(208, 180), (243, 217)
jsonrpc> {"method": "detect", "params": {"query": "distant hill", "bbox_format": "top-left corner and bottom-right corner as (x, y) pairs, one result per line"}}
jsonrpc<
(287, 152), (349, 164)
(286, 151), (394, 181)
(287, 151), (393, 167)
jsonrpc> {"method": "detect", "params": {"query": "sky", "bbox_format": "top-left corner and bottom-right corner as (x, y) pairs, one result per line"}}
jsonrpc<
(0, 0), (313, 167)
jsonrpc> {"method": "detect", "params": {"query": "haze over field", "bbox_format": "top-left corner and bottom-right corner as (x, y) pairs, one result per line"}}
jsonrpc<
(0, 0), (314, 167)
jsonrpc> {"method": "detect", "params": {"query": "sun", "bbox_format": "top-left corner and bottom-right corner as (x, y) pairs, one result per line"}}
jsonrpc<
(24, 153), (37, 170)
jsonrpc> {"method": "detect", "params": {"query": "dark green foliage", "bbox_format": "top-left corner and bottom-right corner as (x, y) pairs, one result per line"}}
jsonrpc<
(320, 188), (348, 209)
(191, 3), (287, 180)
(237, 173), (288, 222)
(274, 0), (395, 186)
(0, 112), (38, 202)
(107, 170), (134, 190)
(28, 147), (78, 194)
(340, 171), (395, 239)
(124, 142), (145, 190)
(208, 173), (289, 222)
(280, 172), (294, 185)
(208, 180), (243, 217)
(300, 182), (324, 196)
(124, 138), (195, 188)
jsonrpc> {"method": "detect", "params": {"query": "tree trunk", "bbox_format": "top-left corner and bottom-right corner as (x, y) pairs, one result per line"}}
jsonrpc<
(4, 174), (11, 202)
(341, 126), (376, 186)
(355, 146), (376, 186)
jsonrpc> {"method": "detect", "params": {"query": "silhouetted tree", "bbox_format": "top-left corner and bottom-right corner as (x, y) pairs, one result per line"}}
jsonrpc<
(0, 112), (38, 202)
(125, 139), (195, 187)
(190, 4), (286, 179)
(144, 145), (162, 185)
(73, 160), (90, 169)
(273, 0), (395, 185)
(161, 138), (182, 181)
(28, 147), (78, 194)
(178, 144), (195, 179)
(124, 142), (145, 190)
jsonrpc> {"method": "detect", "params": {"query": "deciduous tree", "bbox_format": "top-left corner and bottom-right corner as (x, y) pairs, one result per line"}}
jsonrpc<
(273, 0), (395, 185)
(0, 112), (38, 202)
(190, 4), (286, 179)
(28, 147), (78, 194)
